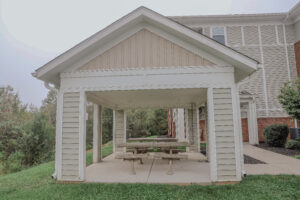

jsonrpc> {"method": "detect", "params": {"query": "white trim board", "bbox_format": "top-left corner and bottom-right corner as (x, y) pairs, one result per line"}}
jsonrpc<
(60, 66), (235, 93)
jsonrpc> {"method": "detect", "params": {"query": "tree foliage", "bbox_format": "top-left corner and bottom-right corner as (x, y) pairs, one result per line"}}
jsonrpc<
(127, 109), (168, 137)
(0, 86), (55, 173)
(278, 78), (300, 120)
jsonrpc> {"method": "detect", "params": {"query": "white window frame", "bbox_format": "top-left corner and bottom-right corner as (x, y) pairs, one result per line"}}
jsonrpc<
(210, 26), (227, 45)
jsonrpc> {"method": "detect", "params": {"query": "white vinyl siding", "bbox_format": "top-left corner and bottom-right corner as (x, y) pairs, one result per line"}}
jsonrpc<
(213, 88), (237, 180)
(61, 92), (80, 180)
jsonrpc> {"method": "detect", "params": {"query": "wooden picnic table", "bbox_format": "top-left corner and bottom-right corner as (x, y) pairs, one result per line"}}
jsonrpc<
(127, 137), (178, 142)
(116, 142), (189, 175)
(118, 141), (188, 148)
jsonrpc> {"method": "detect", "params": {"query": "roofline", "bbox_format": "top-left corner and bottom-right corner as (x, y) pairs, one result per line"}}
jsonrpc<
(169, 2), (300, 25)
(33, 6), (259, 83)
(34, 6), (146, 76)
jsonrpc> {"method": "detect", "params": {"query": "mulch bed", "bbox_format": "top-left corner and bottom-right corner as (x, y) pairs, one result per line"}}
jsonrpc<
(255, 143), (300, 157)
(244, 155), (265, 164)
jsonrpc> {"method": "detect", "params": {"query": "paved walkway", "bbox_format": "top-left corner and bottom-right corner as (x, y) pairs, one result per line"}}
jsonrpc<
(243, 143), (300, 175)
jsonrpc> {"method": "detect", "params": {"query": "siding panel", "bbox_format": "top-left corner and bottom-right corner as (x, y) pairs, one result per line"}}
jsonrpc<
(61, 92), (80, 180)
(213, 88), (237, 181)
(78, 29), (215, 71)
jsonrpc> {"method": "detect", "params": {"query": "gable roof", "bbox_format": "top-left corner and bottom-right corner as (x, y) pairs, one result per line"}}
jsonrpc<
(32, 6), (259, 86)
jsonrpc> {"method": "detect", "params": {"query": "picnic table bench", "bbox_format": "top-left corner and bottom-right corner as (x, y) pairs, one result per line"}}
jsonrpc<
(116, 142), (189, 175)
(127, 137), (178, 142)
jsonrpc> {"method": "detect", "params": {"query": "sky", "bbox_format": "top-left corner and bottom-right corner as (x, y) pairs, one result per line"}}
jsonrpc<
(0, 0), (299, 107)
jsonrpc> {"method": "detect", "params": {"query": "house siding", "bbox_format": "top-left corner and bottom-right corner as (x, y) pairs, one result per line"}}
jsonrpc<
(61, 92), (80, 180)
(78, 29), (215, 71)
(170, 18), (298, 119)
(213, 88), (237, 181)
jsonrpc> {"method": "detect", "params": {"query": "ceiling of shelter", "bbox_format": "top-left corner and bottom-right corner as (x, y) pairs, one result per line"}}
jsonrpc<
(86, 88), (207, 109)
(77, 29), (215, 71)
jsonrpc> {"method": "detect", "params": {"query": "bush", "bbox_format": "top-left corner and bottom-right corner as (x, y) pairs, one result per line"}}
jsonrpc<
(285, 140), (300, 150)
(4, 151), (25, 173)
(21, 113), (55, 165)
(263, 124), (289, 147)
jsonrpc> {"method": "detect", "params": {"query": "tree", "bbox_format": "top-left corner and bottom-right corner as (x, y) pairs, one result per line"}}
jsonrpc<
(40, 89), (57, 126)
(21, 113), (55, 165)
(0, 86), (27, 159)
(278, 78), (300, 120)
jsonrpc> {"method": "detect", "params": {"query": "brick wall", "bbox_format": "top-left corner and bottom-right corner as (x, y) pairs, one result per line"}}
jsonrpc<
(241, 118), (249, 142)
(197, 117), (295, 143)
(242, 117), (295, 142)
(294, 40), (300, 76)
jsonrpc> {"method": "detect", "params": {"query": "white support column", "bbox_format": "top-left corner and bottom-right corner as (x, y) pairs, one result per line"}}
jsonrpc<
(78, 91), (87, 181)
(93, 104), (102, 163)
(196, 107), (201, 152)
(205, 105), (209, 161)
(113, 110), (126, 153)
(231, 86), (242, 181)
(113, 110), (116, 152)
(248, 101), (258, 145)
(236, 91), (245, 177)
(55, 90), (63, 180)
(207, 88), (217, 182)
(186, 105), (200, 152)
(176, 108), (185, 142)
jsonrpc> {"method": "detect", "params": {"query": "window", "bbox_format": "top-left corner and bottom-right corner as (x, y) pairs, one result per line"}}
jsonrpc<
(211, 27), (225, 45)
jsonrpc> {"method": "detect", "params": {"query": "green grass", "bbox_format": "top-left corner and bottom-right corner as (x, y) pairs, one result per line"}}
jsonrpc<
(295, 155), (300, 159)
(0, 141), (300, 200)
(86, 141), (113, 166)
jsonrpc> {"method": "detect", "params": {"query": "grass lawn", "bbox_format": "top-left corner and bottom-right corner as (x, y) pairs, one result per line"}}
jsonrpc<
(295, 155), (300, 160)
(0, 141), (300, 200)
(86, 141), (113, 166)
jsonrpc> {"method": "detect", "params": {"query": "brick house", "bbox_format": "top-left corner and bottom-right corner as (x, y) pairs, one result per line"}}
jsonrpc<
(169, 2), (300, 144)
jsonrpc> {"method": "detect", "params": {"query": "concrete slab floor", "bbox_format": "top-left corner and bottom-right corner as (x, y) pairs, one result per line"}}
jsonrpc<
(85, 153), (211, 184)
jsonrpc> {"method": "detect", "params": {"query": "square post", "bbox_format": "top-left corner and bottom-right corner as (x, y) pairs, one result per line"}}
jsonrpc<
(78, 91), (87, 181)
(55, 90), (63, 180)
(113, 110), (126, 153)
(93, 104), (103, 163)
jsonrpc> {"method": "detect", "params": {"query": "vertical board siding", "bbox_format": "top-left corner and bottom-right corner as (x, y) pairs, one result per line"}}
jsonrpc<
(213, 88), (237, 180)
(78, 29), (215, 71)
(62, 92), (80, 180)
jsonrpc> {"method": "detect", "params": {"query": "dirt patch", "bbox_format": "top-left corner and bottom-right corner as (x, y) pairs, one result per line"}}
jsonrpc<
(255, 143), (300, 156)
(244, 155), (265, 164)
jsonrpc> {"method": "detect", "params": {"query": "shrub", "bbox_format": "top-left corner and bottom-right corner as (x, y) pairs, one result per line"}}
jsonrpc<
(263, 124), (289, 147)
(4, 151), (25, 173)
(286, 140), (300, 150)
(296, 137), (300, 142)
(21, 113), (55, 165)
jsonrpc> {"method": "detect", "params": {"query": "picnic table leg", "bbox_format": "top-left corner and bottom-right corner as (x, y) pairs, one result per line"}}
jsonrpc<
(130, 160), (136, 175)
(167, 159), (174, 175)
(134, 148), (143, 164)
